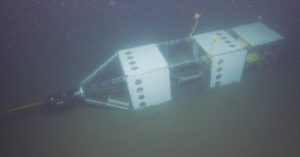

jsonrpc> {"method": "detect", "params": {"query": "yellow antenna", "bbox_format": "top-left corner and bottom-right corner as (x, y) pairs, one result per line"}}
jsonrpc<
(189, 12), (201, 39)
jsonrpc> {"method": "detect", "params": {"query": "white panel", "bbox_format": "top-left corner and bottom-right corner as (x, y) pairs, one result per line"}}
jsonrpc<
(194, 30), (247, 87)
(210, 49), (247, 87)
(194, 30), (244, 56)
(232, 22), (283, 47)
(118, 44), (171, 110)
(118, 44), (168, 75)
(126, 69), (171, 110)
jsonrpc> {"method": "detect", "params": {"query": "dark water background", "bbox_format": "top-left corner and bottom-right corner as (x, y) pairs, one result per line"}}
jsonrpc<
(0, 0), (300, 157)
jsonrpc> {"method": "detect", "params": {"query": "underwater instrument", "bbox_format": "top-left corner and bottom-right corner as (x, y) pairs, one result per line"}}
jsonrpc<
(70, 22), (283, 110)
(0, 21), (284, 115)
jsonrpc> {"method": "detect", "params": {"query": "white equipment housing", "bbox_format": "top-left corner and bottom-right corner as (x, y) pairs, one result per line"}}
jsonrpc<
(232, 22), (283, 47)
(78, 22), (284, 110)
(194, 30), (247, 87)
(118, 44), (171, 110)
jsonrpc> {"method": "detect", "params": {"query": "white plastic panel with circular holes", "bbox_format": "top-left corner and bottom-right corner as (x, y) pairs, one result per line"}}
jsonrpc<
(194, 30), (247, 87)
(194, 30), (244, 56)
(209, 49), (247, 87)
(118, 44), (171, 110)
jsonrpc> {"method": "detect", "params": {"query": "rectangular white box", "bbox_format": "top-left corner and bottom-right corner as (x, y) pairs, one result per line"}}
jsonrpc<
(232, 22), (283, 47)
(118, 44), (171, 110)
(209, 49), (247, 87)
(194, 30), (247, 87)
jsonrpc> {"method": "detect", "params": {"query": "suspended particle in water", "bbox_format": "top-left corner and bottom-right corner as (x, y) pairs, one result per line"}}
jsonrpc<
(257, 15), (263, 20)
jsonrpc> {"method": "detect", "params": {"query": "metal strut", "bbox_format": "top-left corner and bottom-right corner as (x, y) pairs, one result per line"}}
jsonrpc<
(80, 53), (119, 86)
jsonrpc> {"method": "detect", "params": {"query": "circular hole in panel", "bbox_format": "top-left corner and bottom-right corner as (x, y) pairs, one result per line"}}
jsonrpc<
(225, 40), (231, 44)
(217, 67), (223, 72)
(221, 36), (226, 40)
(216, 32), (222, 36)
(136, 87), (144, 93)
(129, 61), (136, 65)
(135, 79), (142, 85)
(229, 44), (236, 48)
(139, 102), (146, 107)
(138, 95), (145, 100)
(127, 56), (134, 60)
(216, 74), (222, 79)
(131, 66), (138, 70)
(218, 59), (224, 65)
(215, 81), (221, 87)
(125, 51), (132, 55)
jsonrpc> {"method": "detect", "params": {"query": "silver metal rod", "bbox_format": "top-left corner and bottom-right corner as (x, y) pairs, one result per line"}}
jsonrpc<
(81, 53), (118, 85)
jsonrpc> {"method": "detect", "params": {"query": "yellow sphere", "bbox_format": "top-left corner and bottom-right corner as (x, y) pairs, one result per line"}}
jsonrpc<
(195, 13), (201, 20)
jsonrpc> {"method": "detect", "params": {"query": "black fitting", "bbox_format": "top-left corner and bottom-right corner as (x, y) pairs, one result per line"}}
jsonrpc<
(45, 89), (78, 110)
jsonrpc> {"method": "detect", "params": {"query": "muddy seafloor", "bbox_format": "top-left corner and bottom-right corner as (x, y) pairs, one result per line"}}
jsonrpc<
(0, 71), (299, 157)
